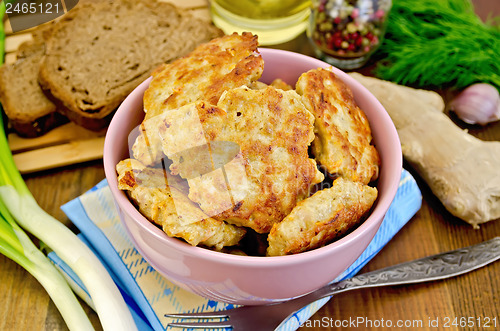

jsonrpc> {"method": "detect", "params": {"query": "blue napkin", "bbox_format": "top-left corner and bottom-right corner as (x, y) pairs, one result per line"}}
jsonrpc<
(49, 169), (421, 331)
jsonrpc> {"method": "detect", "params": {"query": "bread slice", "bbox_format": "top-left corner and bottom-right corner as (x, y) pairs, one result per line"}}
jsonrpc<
(38, 0), (223, 131)
(0, 39), (68, 137)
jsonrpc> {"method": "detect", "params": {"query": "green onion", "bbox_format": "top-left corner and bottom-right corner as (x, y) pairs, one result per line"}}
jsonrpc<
(0, 118), (137, 331)
(374, 0), (500, 91)
(0, 198), (94, 331)
(0, 119), (137, 330)
(1, 1), (6, 63)
(1, 0), (24, 61)
(0, 14), (137, 326)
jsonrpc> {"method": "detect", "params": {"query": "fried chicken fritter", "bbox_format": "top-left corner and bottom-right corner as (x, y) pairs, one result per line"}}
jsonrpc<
(250, 78), (293, 91)
(133, 32), (264, 166)
(269, 78), (293, 91)
(136, 85), (324, 233)
(267, 177), (378, 256)
(143, 32), (264, 121)
(132, 100), (227, 167)
(116, 158), (246, 250)
(296, 68), (380, 184)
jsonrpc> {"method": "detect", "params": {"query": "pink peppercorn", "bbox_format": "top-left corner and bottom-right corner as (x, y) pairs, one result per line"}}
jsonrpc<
(333, 37), (343, 48)
(375, 9), (385, 19)
(355, 36), (363, 46)
(310, 0), (390, 62)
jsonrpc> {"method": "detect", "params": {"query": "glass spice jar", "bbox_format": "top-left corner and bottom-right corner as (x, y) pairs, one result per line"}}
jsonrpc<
(308, 0), (392, 69)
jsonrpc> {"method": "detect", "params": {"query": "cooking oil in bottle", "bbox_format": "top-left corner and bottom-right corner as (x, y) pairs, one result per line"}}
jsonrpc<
(210, 0), (312, 45)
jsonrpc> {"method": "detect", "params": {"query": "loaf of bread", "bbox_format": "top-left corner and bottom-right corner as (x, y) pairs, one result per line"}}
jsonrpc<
(0, 38), (68, 137)
(38, 0), (223, 131)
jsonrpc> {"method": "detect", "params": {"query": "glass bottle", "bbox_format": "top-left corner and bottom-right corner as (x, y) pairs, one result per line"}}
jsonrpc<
(308, 0), (392, 69)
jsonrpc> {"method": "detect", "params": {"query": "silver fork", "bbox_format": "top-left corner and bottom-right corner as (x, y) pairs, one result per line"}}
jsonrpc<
(165, 237), (500, 330)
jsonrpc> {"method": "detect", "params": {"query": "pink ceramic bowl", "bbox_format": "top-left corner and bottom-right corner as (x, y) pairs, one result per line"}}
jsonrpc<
(103, 48), (402, 305)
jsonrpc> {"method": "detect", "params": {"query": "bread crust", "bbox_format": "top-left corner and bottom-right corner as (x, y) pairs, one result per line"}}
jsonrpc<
(0, 39), (68, 137)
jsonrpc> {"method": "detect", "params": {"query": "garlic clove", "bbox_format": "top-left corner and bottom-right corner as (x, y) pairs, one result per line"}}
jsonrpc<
(450, 83), (500, 126)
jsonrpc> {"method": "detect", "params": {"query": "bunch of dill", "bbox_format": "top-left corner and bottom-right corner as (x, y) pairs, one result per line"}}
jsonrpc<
(374, 0), (500, 91)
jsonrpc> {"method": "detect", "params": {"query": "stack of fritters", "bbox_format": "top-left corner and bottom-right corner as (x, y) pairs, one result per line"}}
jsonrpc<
(117, 33), (380, 256)
(145, 86), (324, 234)
(117, 159), (246, 250)
(134, 32), (264, 165)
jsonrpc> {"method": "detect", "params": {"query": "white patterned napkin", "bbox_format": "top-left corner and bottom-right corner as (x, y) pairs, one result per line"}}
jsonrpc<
(49, 169), (421, 331)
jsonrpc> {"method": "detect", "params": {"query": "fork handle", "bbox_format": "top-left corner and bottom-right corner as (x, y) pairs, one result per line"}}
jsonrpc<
(311, 237), (500, 301)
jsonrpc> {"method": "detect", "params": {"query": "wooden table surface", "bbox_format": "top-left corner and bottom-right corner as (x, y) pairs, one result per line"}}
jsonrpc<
(1, 0), (499, 330)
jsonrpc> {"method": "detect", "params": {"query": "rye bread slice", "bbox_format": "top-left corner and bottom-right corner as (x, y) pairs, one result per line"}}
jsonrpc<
(0, 39), (68, 137)
(38, 0), (223, 131)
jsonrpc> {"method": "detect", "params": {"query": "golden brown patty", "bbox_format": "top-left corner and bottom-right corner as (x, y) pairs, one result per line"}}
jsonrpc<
(136, 85), (324, 233)
(296, 68), (380, 184)
(143, 32), (264, 121)
(250, 78), (293, 91)
(116, 158), (246, 250)
(267, 177), (378, 256)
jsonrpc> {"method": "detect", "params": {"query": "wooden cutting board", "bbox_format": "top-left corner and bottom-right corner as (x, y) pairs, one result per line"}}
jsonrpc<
(2, 0), (211, 174)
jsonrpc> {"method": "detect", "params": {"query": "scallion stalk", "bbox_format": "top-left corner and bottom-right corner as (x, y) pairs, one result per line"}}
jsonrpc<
(0, 185), (137, 331)
(0, 105), (137, 330)
(3, 3), (94, 329)
(1, 1), (7, 63)
(0, 198), (94, 331)
(0, 120), (136, 331)
(1, 5), (135, 330)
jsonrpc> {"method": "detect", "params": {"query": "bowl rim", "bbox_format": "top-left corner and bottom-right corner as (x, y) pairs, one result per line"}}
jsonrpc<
(103, 47), (402, 268)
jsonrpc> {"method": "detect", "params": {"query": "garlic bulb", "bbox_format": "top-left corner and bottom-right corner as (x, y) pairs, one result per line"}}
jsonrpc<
(450, 83), (500, 125)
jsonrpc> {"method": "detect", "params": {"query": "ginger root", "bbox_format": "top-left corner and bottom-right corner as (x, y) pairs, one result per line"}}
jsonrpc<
(349, 73), (500, 227)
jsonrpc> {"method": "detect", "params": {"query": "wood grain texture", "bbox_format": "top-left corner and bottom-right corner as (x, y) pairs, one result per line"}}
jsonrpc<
(13, 136), (105, 174)
(8, 122), (106, 153)
(1, 0), (499, 330)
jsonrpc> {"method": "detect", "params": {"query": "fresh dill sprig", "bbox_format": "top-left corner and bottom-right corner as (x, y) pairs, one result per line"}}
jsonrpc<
(374, 0), (500, 91)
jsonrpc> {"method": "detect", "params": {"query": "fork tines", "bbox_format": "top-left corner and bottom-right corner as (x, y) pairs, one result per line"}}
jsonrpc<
(165, 312), (232, 329)
(167, 320), (232, 329)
